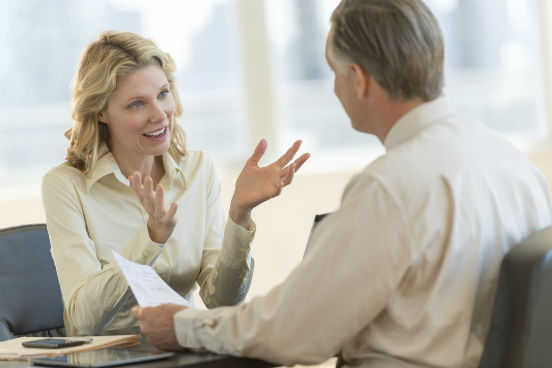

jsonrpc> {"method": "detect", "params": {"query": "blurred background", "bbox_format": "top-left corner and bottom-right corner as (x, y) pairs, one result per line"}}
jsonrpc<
(1, 0), (549, 191)
(1, 2), (552, 365)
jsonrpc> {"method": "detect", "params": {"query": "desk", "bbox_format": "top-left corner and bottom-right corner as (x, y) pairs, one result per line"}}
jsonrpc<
(0, 337), (278, 368)
(0, 351), (277, 368)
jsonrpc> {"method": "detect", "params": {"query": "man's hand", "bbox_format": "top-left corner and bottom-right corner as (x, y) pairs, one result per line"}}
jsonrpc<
(132, 304), (187, 351)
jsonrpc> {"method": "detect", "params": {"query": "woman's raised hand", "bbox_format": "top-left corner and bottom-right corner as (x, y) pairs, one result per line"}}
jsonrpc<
(230, 139), (310, 228)
(129, 172), (178, 244)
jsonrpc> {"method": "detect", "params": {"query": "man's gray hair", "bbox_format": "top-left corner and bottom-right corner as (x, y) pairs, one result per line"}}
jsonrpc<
(330, 0), (444, 101)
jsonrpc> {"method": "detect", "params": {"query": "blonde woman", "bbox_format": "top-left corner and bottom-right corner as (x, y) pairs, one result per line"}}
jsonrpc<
(42, 31), (309, 336)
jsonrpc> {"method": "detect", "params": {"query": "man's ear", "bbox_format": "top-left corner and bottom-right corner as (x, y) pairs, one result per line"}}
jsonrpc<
(349, 63), (370, 99)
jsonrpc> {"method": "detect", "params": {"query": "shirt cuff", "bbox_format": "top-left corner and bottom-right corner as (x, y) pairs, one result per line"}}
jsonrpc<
(219, 218), (256, 269)
(121, 223), (164, 266)
(174, 308), (212, 349)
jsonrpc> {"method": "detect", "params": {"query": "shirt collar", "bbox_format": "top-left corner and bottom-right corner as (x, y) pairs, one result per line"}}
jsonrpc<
(162, 150), (186, 190)
(383, 96), (458, 151)
(85, 147), (186, 192)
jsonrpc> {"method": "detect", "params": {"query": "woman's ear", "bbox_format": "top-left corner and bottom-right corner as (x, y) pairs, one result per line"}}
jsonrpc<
(349, 63), (370, 99)
(98, 111), (108, 124)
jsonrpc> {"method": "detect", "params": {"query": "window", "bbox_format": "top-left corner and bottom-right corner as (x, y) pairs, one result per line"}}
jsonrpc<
(265, 0), (546, 167)
(265, 0), (380, 170)
(0, 0), (549, 194)
(426, 0), (546, 139)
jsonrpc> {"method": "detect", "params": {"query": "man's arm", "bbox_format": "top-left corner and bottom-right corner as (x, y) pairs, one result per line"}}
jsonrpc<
(134, 178), (412, 365)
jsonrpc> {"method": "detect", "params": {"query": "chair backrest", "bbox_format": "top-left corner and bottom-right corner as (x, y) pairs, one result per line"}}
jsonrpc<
(479, 226), (552, 368)
(0, 224), (65, 341)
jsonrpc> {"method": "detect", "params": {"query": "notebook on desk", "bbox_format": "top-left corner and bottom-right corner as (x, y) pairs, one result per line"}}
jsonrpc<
(0, 335), (140, 360)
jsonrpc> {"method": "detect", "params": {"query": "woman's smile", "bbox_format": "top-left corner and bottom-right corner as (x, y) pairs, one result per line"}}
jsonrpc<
(143, 126), (168, 141)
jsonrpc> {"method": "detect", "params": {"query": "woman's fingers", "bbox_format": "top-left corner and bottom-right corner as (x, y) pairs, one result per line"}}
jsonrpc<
(279, 152), (310, 186)
(286, 162), (296, 185)
(293, 153), (311, 173)
(153, 184), (165, 219)
(247, 139), (268, 166)
(128, 173), (177, 244)
(141, 177), (155, 214)
(166, 202), (178, 221)
(129, 172), (143, 200)
(129, 173), (170, 220)
(275, 140), (302, 168)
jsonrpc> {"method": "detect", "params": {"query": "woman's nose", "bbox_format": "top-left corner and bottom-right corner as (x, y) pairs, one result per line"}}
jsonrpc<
(150, 101), (166, 122)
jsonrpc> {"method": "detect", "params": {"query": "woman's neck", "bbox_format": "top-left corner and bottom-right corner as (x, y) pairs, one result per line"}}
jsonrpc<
(113, 151), (165, 187)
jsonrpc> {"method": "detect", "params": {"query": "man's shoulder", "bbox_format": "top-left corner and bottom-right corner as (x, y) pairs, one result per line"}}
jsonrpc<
(373, 116), (526, 178)
(351, 117), (534, 207)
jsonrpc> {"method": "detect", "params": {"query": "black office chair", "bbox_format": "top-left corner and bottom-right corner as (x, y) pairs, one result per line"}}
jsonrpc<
(479, 226), (552, 368)
(0, 224), (65, 341)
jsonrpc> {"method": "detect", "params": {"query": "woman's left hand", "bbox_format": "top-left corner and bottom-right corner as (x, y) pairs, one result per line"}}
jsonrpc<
(230, 139), (310, 228)
(129, 172), (178, 244)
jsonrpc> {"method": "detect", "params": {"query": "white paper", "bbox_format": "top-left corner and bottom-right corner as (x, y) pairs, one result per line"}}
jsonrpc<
(112, 250), (191, 308)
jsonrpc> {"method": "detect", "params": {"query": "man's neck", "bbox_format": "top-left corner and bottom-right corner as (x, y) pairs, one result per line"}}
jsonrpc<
(375, 98), (426, 143)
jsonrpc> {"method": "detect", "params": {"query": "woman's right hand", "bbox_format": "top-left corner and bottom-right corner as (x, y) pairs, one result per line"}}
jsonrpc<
(129, 172), (178, 244)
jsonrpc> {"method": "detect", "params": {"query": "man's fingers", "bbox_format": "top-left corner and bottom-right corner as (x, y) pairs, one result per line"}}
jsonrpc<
(276, 140), (302, 167)
(131, 306), (142, 319)
(247, 139), (268, 166)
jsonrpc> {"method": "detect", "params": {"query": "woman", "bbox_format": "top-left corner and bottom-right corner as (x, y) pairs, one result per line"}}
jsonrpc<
(42, 31), (309, 336)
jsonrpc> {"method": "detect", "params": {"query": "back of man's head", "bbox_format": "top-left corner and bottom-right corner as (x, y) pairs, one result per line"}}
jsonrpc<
(330, 0), (444, 102)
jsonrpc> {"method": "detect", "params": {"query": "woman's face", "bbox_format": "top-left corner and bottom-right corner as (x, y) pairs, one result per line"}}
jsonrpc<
(99, 65), (175, 162)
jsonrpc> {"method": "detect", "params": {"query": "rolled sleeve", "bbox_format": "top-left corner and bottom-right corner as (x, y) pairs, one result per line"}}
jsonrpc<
(174, 308), (211, 349)
(198, 218), (256, 308)
(219, 218), (256, 269)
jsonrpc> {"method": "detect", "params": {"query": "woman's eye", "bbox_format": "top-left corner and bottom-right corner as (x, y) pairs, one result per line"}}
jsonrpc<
(159, 89), (170, 98)
(129, 100), (144, 108)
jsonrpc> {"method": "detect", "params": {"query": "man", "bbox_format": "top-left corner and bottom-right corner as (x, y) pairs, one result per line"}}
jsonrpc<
(132, 0), (552, 366)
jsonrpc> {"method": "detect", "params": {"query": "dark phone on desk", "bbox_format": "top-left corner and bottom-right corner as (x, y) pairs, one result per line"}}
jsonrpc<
(22, 339), (89, 349)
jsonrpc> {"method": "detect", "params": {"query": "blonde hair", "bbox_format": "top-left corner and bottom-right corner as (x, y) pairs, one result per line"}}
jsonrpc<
(330, 0), (444, 101)
(66, 30), (186, 175)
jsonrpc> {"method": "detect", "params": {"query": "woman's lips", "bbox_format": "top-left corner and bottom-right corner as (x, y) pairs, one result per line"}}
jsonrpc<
(143, 126), (168, 140)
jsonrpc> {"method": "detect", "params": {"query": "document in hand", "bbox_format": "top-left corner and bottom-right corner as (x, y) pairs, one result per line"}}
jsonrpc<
(0, 335), (140, 360)
(111, 250), (191, 308)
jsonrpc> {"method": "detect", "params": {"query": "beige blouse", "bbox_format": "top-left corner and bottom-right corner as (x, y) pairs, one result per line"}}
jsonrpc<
(42, 149), (255, 336)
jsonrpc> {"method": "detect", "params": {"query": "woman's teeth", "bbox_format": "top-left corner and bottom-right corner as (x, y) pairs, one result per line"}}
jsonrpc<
(144, 127), (165, 137)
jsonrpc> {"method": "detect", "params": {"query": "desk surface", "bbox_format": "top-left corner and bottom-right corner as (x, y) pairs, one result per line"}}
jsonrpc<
(0, 334), (278, 368)
(0, 349), (277, 368)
